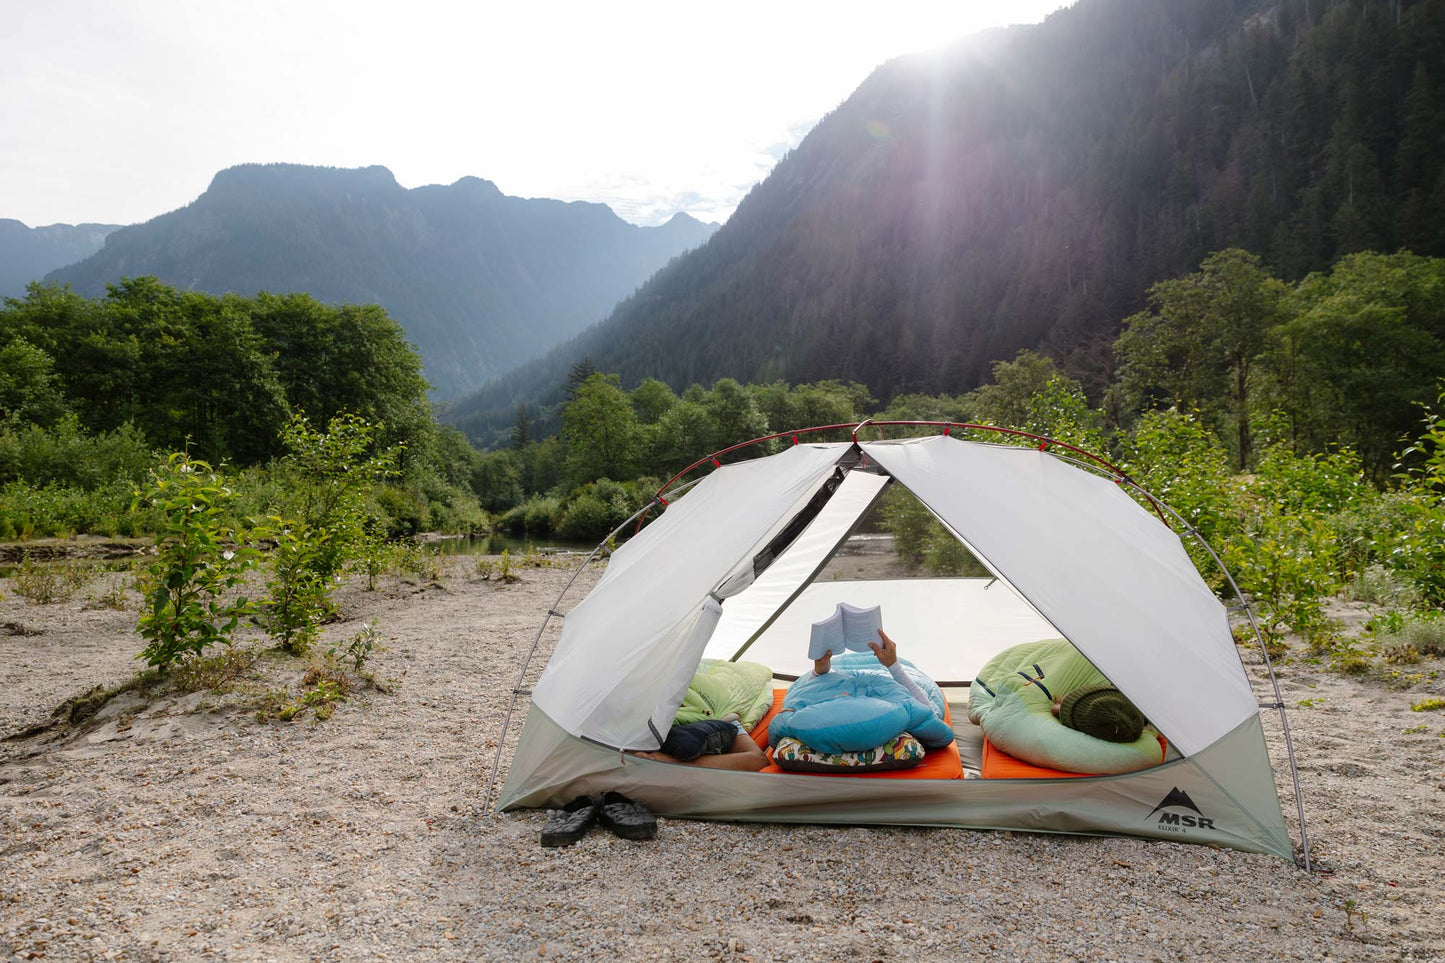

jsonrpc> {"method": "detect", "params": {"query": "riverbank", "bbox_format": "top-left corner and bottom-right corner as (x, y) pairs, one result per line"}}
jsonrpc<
(2, 558), (1442, 961)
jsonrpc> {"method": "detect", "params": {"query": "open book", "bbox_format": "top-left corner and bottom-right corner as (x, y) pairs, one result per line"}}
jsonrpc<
(808, 602), (883, 661)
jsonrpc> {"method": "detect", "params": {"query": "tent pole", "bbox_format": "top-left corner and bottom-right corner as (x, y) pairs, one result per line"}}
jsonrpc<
(480, 480), (700, 815)
(1131, 487), (1314, 872)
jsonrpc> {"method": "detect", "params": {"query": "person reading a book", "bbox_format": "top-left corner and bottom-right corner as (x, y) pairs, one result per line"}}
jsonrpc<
(809, 629), (938, 716)
(770, 606), (957, 754)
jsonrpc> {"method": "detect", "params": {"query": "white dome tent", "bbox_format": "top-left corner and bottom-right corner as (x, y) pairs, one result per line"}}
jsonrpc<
(487, 423), (1310, 866)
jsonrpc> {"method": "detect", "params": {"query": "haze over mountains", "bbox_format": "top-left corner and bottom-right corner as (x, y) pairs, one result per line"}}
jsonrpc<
(450, 0), (1445, 446)
(0, 220), (118, 300)
(44, 164), (717, 397)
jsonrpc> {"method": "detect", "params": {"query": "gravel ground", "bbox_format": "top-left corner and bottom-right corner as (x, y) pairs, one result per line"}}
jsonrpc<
(2, 558), (1443, 962)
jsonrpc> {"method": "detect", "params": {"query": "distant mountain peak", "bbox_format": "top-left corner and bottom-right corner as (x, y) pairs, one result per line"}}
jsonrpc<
(43, 162), (719, 397)
(450, 175), (503, 195)
(206, 163), (401, 196)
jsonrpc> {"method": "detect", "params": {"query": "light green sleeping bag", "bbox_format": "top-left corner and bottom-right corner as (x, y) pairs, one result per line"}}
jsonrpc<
(673, 659), (774, 730)
(968, 638), (1163, 775)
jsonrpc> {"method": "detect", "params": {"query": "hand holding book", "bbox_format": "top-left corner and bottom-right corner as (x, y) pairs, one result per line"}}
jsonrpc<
(808, 602), (883, 661)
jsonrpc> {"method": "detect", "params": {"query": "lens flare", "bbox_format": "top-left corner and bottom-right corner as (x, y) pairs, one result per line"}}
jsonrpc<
(866, 120), (890, 140)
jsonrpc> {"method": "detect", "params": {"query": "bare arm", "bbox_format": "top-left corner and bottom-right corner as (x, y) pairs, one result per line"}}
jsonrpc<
(872, 629), (936, 713)
(629, 735), (767, 772)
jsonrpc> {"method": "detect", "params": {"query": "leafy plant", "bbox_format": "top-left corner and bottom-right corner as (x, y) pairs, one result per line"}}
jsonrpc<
(330, 621), (378, 672)
(477, 549), (521, 584)
(259, 413), (400, 652)
(278, 666), (354, 721)
(134, 453), (255, 668)
(84, 573), (133, 611)
(394, 542), (444, 582)
(258, 519), (335, 655)
(1410, 697), (1445, 712)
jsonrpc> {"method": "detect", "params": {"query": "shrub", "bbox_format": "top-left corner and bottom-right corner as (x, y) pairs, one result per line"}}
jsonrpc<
(1371, 611), (1445, 659)
(1220, 512), (1341, 645)
(134, 453), (256, 669)
(329, 621), (378, 672)
(260, 414), (400, 651)
(557, 492), (612, 541)
(0, 416), (153, 490)
(1349, 564), (1421, 609)
(521, 496), (561, 536)
(258, 520), (334, 655)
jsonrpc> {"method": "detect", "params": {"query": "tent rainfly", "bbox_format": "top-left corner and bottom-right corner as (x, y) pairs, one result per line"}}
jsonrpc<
(492, 427), (1309, 865)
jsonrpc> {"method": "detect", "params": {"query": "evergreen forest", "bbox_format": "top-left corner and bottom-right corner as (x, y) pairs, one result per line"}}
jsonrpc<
(451, 0), (1445, 445)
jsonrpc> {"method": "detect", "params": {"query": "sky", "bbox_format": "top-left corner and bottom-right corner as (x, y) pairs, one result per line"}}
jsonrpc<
(2, 0), (1071, 229)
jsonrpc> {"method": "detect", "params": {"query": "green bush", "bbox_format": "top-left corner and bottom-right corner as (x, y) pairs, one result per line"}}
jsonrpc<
(521, 496), (561, 536)
(260, 413), (400, 652)
(0, 480), (144, 539)
(1350, 563), (1422, 609)
(557, 492), (612, 541)
(1370, 611), (1445, 660)
(554, 478), (655, 542)
(0, 416), (153, 490)
(259, 519), (334, 655)
(135, 453), (256, 668)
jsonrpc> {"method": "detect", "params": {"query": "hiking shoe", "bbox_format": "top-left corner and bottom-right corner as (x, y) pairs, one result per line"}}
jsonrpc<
(596, 791), (656, 840)
(540, 795), (597, 847)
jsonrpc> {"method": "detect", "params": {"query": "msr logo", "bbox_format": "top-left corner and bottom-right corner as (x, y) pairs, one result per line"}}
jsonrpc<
(1148, 787), (1215, 832)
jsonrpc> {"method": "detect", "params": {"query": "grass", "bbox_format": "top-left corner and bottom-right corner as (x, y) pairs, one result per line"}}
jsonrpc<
(168, 647), (262, 693)
(10, 554), (92, 604)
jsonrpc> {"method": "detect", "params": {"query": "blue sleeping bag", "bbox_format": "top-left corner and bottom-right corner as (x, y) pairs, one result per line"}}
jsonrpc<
(768, 653), (956, 754)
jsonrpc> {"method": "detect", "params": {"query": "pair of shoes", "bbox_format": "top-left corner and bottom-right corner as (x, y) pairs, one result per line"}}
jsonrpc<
(597, 791), (657, 840)
(540, 795), (596, 847)
(539, 792), (656, 845)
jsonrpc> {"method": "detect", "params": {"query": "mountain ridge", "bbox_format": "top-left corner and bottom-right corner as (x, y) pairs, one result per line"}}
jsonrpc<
(46, 163), (718, 397)
(0, 219), (119, 299)
(447, 0), (1445, 445)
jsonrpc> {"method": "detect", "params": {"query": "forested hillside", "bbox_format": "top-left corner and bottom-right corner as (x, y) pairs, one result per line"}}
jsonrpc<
(0, 219), (117, 299)
(46, 164), (717, 397)
(451, 0), (1445, 446)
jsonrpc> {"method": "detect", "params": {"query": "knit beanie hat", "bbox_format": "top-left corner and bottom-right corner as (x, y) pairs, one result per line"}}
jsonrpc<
(1058, 685), (1146, 743)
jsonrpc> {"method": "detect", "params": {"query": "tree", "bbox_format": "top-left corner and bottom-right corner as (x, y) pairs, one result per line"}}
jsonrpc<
(1113, 249), (1288, 467)
(964, 351), (1068, 430)
(561, 373), (641, 486)
(0, 338), (68, 427)
(564, 358), (599, 401)
(1271, 251), (1445, 477)
(511, 403), (532, 449)
(630, 378), (677, 424)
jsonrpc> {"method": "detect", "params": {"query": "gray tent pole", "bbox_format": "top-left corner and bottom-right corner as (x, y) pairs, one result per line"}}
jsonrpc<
(1124, 484), (1314, 872)
(479, 480), (701, 815)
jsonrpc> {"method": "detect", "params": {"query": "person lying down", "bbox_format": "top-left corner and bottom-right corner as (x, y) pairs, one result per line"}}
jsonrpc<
(631, 658), (773, 771)
(968, 637), (1163, 775)
(632, 631), (954, 771)
(767, 630), (956, 754)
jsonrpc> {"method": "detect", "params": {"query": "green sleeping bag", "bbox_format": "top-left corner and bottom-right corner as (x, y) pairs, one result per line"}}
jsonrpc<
(673, 659), (774, 730)
(968, 638), (1164, 775)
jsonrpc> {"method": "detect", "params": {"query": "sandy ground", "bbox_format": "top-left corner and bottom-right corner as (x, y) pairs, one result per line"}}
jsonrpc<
(1, 553), (1443, 962)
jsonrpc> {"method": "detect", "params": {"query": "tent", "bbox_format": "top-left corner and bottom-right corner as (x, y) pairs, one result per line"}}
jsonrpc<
(492, 427), (1308, 865)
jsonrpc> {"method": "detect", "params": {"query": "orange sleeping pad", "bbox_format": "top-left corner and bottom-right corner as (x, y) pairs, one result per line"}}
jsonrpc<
(749, 687), (964, 780)
(980, 734), (1168, 779)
